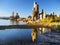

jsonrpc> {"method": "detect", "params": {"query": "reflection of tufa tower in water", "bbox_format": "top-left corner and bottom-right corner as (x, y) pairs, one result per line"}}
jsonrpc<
(32, 1), (39, 21)
(31, 28), (38, 42)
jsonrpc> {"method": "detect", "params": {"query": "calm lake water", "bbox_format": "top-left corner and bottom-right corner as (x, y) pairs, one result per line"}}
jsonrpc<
(0, 19), (50, 45)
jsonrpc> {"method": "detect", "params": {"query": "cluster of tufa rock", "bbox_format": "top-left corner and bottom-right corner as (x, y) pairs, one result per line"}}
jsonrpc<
(10, 12), (20, 20)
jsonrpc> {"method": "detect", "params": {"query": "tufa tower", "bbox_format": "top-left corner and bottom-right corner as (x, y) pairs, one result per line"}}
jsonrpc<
(32, 1), (39, 21)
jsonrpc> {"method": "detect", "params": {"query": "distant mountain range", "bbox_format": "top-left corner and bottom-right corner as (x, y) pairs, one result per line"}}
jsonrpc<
(0, 17), (10, 20)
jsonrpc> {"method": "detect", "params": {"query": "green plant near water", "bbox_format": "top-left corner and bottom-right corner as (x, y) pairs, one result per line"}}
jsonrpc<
(42, 16), (60, 23)
(42, 16), (60, 32)
(42, 17), (53, 23)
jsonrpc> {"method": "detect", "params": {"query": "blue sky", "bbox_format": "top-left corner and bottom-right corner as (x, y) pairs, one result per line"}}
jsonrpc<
(0, 0), (60, 17)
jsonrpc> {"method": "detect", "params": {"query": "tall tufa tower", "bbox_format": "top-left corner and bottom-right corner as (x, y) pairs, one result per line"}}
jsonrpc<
(32, 1), (39, 21)
(42, 9), (46, 19)
(12, 11), (14, 17)
(15, 12), (20, 19)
